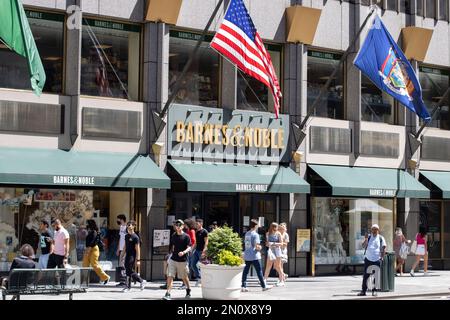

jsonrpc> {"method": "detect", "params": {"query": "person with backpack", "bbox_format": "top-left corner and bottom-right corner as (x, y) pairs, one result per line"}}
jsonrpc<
(82, 219), (110, 284)
(357, 224), (386, 296)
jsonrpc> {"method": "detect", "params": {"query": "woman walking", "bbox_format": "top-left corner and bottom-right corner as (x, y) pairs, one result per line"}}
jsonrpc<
(264, 222), (285, 286)
(279, 223), (289, 280)
(393, 227), (408, 276)
(410, 226), (428, 276)
(83, 220), (110, 284)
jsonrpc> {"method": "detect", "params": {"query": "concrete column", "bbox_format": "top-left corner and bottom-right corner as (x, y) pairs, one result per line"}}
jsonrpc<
(346, 2), (362, 159)
(65, 0), (82, 148)
(221, 59), (237, 111)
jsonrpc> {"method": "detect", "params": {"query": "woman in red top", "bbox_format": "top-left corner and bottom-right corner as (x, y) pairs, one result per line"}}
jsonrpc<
(184, 219), (197, 281)
(410, 226), (428, 276)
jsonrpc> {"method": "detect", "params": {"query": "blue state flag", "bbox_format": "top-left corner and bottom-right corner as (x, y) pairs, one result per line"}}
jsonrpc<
(354, 15), (431, 121)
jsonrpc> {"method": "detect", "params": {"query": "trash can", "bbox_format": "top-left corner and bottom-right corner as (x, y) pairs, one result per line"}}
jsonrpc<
(380, 252), (395, 292)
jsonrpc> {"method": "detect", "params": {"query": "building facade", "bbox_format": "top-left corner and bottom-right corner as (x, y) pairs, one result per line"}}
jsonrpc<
(0, 0), (449, 279)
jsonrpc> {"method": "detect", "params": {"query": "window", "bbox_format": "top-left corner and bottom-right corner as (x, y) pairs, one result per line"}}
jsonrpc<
(169, 30), (219, 108)
(361, 74), (394, 124)
(419, 66), (450, 130)
(307, 50), (344, 120)
(0, 10), (64, 93)
(426, 0), (436, 18)
(81, 19), (141, 101)
(400, 0), (412, 13)
(237, 44), (282, 113)
(312, 198), (394, 268)
(419, 201), (442, 260)
(439, 0), (448, 20)
(387, 0), (397, 10)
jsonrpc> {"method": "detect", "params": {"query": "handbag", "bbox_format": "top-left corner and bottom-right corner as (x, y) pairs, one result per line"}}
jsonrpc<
(399, 242), (409, 259)
(410, 240), (417, 254)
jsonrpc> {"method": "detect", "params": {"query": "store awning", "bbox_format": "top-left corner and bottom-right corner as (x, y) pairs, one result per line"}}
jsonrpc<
(168, 160), (310, 193)
(420, 171), (450, 198)
(0, 147), (170, 189)
(309, 165), (430, 198)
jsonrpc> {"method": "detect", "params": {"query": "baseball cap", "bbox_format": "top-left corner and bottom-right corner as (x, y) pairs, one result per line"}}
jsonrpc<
(371, 224), (380, 230)
(174, 219), (184, 226)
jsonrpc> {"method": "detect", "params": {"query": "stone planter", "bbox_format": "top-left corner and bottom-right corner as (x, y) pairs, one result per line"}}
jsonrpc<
(200, 264), (245, 300)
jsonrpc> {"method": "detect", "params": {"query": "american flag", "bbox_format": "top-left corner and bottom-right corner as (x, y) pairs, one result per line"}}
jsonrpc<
(210, 0), (282, 118)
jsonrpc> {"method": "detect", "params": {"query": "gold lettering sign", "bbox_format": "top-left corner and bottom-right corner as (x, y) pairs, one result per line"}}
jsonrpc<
(175, 122), (285, 149)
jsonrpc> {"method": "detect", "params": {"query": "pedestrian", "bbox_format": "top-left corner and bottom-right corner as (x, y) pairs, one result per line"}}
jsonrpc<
(184, 219), (196, 282)
(263, 222), (285, 286)
(410, 226), (428, 277)
(38, 219), (53, 269)
(393, 227), (409, 276)
(191, 218), (208, 286)
(279, 222), (289, 280)
(162, 219), (192, 300)
(47, 218), (70, 268)
(122, 220), (146, 292)
(0, 244), (36, 300)
(241, 219), (272, 292)
(209, 221), (218, 232)
(160, 221), (176, 290)
(83, 219), (110, 284)
(357, 224), (386, 296)
(116, 214), (127, 287)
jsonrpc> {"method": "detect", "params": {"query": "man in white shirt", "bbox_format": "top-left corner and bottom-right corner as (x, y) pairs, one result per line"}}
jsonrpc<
(358, 224), (386, 296)
(48, 219), (70, 268)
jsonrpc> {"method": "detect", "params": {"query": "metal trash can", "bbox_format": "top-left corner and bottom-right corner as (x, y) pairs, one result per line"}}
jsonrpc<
(380, 252), (395, 292)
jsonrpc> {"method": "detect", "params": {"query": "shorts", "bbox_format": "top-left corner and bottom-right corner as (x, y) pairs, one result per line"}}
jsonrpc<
(416, 244), (426, 256)
(167, 259), (189, 279)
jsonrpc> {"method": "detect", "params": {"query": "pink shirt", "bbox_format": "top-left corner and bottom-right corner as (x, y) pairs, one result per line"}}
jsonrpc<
(416, 233), (426, 245)
(54, 227), (70, 256)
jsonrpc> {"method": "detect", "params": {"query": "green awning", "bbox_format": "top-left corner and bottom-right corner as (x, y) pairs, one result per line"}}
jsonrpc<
(168, 160), (310, 193)
(309, 165), (429, 198)
(0, 147), (170, 189)
(421, 171), (450, 198)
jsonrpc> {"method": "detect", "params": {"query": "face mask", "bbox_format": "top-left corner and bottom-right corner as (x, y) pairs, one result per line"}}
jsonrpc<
(117, 221), (121, 225)
(55, 226), (60, 231)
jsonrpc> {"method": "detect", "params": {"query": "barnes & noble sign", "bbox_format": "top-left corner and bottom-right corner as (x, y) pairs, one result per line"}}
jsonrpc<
(168, 104), (289, 163)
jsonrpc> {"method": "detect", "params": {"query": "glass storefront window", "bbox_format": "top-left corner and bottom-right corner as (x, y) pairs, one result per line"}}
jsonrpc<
(0, 188), (131, 270)
(0, 10), (64, 93)
(419, 201), (442, 260)
(361, 74), (394, 124)
(426, 0), (436, 18)
(419, 66), (450, 130)
(81, 19), (141, 101)
(237, 44), (282, 113)
(387, 0), (397, 10)
(417, 0), (424, 16)
(439, 0), (448, 20)
(169, 31), (219, 108)
(400, 0), (412, 13)
(307, 50), (344, 120)
(312, 198), (394, 266)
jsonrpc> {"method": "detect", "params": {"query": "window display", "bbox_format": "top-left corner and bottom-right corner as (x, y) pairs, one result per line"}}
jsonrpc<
(313, 198), (394, 267)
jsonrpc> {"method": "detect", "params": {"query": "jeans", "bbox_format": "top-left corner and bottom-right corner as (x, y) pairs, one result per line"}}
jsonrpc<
(361, 258), (381, 292)
(38, 253), (50, 269)
(191, 249), (202, 279)
(241, 260), (266, 289)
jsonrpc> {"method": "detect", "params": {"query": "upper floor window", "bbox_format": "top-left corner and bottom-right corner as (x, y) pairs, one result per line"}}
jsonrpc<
(419, 66), (450, 130)
(361, 74), (394, 124)
(0, 10), (64, 94)
(169, 30), (219, 108)
(307, 50), (344, 120)
(237, 44), (282, 113)
(81, 19), (141, 101)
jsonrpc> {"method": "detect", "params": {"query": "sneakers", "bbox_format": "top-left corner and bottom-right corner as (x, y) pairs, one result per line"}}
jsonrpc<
(262, 285), (273, 291)
(275, 281), (285, 287)
(159, 284), (168, 290)
(410, 271), (415, 277)
(103, 275), (110, 285)
(357, 291), (366, 296)
(116, 282), (126, 287)
(241, 287), (249, 292)
(122, 287), (130, 292)
(162, 292), (171, 300)
(423, 271), (429, 276)
(185, 288), (191, 298)
(284, 273), (289, 279)
(140, 280), (147, 291)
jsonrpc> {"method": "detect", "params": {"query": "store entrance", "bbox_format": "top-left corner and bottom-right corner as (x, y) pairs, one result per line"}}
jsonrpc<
(239, 194), (278, 240)
(204, 195), (236, 229)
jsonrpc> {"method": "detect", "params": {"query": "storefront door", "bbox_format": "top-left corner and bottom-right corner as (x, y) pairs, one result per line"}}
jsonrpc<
(204, 195), (236, 229)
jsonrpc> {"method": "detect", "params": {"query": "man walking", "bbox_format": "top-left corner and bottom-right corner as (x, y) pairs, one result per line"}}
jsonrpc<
(241, 219), (272, 292)
(162, 219), (192, 300)
(358, 224), (386, 296)
(191, 218), (208, 286)
(122, 220), (146, 292)
(38, 219), (53, 269)
(47, 219), (70, 268)
(116, 214), (127, 286)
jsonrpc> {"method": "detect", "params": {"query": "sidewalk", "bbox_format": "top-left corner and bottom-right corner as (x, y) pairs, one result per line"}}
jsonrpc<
(4, 270), (450, 300)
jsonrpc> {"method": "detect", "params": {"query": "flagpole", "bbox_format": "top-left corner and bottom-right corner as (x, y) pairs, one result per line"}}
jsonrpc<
(414, 87), (450, 139)
(158, 0), (225, 119)
(297, 7), (377, 132)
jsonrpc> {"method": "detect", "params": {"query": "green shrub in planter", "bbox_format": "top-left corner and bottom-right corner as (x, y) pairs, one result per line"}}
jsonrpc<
(206, 226), (243, 265)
